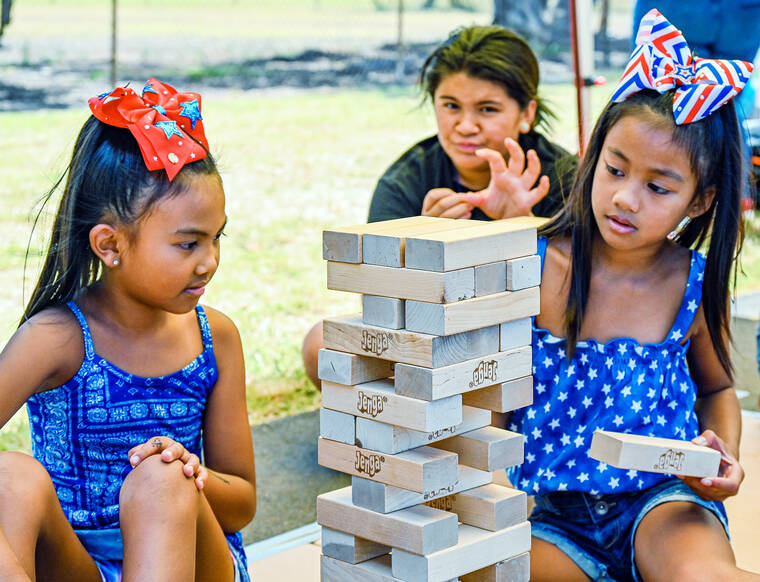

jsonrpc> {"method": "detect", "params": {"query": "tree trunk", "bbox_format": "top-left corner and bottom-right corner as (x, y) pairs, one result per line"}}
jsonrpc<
(1, 0), (12, 39)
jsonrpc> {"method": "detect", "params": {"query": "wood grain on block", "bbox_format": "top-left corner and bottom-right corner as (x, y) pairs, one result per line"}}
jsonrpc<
(424, 484), (526, 531)
(362, 218), (467, 268)
(461, 376), (533, 413)
(499, 318), (532, 352)
(320, 408), (356, 445)
(355, 406), (491, 454)
(352, 465), (492, 513)
(321, 554), (461, 582)
(391, 522), (531, 582)
(394, 347), (531, 401)
(474, 261), (507, 297)
(317, 438), (459, 493)
(317, 487), (458, 555)
(321, 527), (390, 564)
(460, 553), (530, 582)
(321, 379), (462, 432)
(506, 255), (541, 290)
(323, 217), (447, 263)
(322, 316), (499, 368)
(430, 427), (524, 472)
(363, 295), (405, 329)
(318, 348), (394, 385)
(327, 262), (474, 303)
(404, 218), (539, 272)
(405, 287), (540, 336)
(588, 430), (721, 477)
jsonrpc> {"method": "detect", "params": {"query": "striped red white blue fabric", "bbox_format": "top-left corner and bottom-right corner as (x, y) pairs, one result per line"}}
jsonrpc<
(611, 9), (753, 125)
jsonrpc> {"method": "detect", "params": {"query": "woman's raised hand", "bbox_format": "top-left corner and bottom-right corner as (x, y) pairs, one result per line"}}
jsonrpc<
(677, 429), (744, 502)
(128, 436), (208, 490)
(421, 187), (474, 219)
(463, 138), (550, 219)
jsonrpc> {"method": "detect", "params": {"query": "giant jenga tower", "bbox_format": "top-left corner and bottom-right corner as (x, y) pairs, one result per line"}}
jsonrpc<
(317, 216), (543, 582)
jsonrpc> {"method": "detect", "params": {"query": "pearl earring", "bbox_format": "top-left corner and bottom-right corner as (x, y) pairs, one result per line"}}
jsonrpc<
(520, 122), (530, 132)
(112, 258), (120, 266)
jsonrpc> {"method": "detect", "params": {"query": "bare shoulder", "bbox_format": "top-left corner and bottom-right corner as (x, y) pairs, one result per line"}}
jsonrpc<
(200, 305), (242, 351)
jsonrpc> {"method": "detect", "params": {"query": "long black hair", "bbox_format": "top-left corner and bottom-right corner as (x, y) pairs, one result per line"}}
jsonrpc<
(542, 89), (744, 378)
(22, 116), (219, 324)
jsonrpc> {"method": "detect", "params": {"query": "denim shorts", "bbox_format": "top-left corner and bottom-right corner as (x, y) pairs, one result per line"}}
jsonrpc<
(530, 478), (729, 582)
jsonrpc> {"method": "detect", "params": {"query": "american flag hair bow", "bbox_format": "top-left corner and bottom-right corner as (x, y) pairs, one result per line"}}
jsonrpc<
(89, 78), (208, 181)
(611, 9), (753, 125)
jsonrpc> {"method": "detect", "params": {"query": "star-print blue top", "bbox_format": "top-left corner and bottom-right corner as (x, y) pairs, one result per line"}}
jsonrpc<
(508, 238), (704, 496)
(26, 302), (248, 576)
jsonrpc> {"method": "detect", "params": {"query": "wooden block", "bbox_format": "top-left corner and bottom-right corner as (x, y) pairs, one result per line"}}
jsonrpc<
(460, 553), (530, 582)
(317, 438), (459, 493)
(474, 261), (507, 297)
(321, 379), (462, 432)
(461, 376), (533, 413)
(430, 427), (524, 472)
(317, 487), (458, 555)
(499, 318), (532, 352)
(424, 484), (526, 531)
(355, 406), (492, 454)
(322, 316), (499, 368)
(404, 218), (539, 272)
(363, 295), (405, 329)
(588, 430), (721, 477)
(318, 348), (394, 385)
(391, 522), (531, 582)
(320, 408), (356, 445)
(321, 554), (461, 582)
(323, 217), (447, 263)
(321, 527), (390, 564)
(405, 287), (540, 336)
(362, 218), (468, 267)
(327, 262), (475, 303)
(506, 255), (541, 290)
(394, 347), (531, 401)
(352, 465), (492, 514)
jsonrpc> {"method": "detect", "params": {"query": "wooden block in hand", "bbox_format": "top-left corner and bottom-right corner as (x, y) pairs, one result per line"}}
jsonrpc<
(461, 376), (533, 413)
(405, 287), (540, 336)
(322, 315), (499, 368)
(321, 554), (461, 582)
(363, 295), (405, 329)
(404, 218), (541, 272)
(320, 408), (356, 445)
(317, 438), (458, 493)
(460, 552), (530, 582)
(588, 430), (721, 477)
(499, 318), (532, 352)
(352, 465), (492, 514)
(394, 347), (531, 401)
(424, 484), (526, 531)
(327, 261), (475, 303)
(506, 255), (541, 290)
(391, 522), (531, 582)
(321, 527), (390, 564)
(474, 261), (507, 297)
(317, 487), (458, 555)
(430, 427), (524, 472)
(355, 405), (491, 454)
(321, 379), (462, 432)
(318, 348), (394, 385)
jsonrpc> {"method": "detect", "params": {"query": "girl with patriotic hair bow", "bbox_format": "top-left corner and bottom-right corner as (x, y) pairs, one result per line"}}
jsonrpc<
(502, 10), (760, 582)
(0, 79), (255, 582)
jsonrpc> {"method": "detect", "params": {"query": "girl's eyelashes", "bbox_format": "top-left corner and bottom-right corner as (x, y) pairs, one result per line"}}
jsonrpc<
(647, 183), (670, 195)
(605, 163), (624, 177)
(213, 230), (226, 242)
(178, 241), (198, 251)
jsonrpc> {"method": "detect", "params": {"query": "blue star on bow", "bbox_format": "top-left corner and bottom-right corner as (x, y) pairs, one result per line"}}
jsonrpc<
(142, 82), (159, 96)
(154, 121), (185, 140)
(179, 99), (202, 129)
(97, 91), (110, 100)
(152, 105), (167, 115)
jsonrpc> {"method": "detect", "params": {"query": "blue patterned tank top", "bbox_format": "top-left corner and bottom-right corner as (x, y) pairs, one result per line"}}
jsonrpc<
(508, 239), (703, 496)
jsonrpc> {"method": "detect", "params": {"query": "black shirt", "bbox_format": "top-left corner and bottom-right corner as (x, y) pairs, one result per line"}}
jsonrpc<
(367, 132), (576, 223)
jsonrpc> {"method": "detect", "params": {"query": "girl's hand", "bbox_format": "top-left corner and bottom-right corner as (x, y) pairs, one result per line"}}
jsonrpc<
(677, 429), (744, 502)
(422, 188), (474, 219)
(128, 436), (208, 490)
(462, 138), (550, 219)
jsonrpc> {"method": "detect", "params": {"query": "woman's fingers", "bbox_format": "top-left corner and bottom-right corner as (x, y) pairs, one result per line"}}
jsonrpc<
(423, 188), (473, 218)
(129, 436), (173, 466)
(520, 149), (542, 190)
(504, 138), (525, 176)
(475, 147), (508, 175)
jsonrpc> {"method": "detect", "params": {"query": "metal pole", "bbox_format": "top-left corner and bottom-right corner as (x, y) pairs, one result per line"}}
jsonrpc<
(110, 0), (117, 87)
(396, 0), (404, 80)
(569, 0), (593, 156)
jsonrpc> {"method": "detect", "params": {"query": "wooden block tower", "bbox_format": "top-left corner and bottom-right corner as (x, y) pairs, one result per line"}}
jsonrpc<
(317, 216), (544, 582)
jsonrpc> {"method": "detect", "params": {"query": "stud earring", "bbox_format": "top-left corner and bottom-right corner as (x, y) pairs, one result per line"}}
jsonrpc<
(667, 216), (691, 241)
(520, 122), (530, 132)
(112, 258), (120, 266)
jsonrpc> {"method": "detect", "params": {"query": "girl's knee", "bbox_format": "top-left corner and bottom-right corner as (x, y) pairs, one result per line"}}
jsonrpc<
(0, 452), (57, 514)
(120, 455), (198, 511)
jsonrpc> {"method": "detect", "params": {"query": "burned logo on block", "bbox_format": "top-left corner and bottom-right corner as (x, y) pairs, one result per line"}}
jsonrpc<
(422, 483), (457, 500)
(469, 359), (499, 388)
(355, 451), (384, 478)
(357, 391), (387, 417)
(361, 330), (390, 356)
(653, 449), (685, 473)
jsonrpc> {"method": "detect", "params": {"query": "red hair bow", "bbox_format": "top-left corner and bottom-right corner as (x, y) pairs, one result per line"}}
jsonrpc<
(88, 78), (209, 181)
